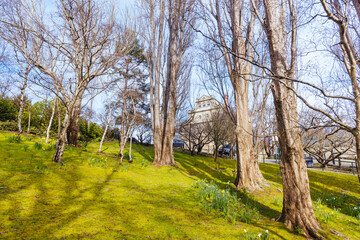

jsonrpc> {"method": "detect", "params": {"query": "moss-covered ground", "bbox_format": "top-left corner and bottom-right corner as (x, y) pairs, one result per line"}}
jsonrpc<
(0, 132), (359, 239)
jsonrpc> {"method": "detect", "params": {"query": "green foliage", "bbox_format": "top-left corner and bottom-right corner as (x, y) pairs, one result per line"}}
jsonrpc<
(0, 121), (18, 131)
(44, 144), (56, 151)
(87, 157), (108, 168)
(23, 145), (29, 152)
(81, 141), (88, 149)
(7, 135), (22, 143)
(194, 180), (258, 224)
(33, 142), (43, 151)
(79, 119), (103, 141)
(139, 158), (149, 167)
(0, 97), (18, 122)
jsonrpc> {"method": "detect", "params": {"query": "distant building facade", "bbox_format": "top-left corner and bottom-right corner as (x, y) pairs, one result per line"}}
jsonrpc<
(187, 95), (222, 153)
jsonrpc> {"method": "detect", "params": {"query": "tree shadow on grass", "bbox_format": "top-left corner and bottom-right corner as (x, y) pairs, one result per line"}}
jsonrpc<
(260, 163), (360, 220)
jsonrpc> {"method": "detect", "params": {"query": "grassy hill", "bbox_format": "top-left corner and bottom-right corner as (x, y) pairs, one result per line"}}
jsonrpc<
(0, 132), (359, 239)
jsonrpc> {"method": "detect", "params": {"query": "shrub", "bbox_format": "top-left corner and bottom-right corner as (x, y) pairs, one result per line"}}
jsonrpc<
(33, 142), (43, 151)
(81, 141), (88, 149)
(23, 145), (29, 152)
(7, 135), (22, 143)
(0, 121), (18, 131)
(44, 144), (56, 151)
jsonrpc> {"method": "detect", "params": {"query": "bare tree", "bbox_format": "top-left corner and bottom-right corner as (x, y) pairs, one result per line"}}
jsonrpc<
(179, 116), (212, 156)
(206, 110), (234, 162)
(141, 0), (196, 166)
(252, 0), (321, 237)
(197, 0), (265, 190)
(0, 0), (135, 163)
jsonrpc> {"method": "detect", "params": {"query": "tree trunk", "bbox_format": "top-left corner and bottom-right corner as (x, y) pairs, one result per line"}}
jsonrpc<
(354, 132), (360, 181)
(27, 105), (31, 134)
(262, 0), (321, 237)
(98, 124), (109, 153)
(67, 101), (81, 146)
(119, 75), (128, 164)
(233, 81), (264, 191)
(129, 129), (134, 163)
(45, 99), (56, 144)
(57, 98), (62, 138)
(17, 73), (28, 134)
(53, 112), (71, 164)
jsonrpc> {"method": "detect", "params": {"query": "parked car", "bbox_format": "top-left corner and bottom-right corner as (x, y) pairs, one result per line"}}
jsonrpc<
(218, 145), (231, 156)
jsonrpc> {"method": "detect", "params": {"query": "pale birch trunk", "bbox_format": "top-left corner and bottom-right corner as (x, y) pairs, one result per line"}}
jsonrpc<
(119, 75), (128, 164)
(129, 128), (134, 163)
(17, 68), (30, 135)
(45, 99), (56, 144)
(27, 105), (31, 134)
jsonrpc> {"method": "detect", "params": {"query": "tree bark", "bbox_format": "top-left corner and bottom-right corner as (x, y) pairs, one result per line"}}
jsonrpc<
(17, 68), (29, 135)
(45, 99), (56, 144)
(262, 0), (321, 237)
(52, 112), (71, 164)
(67, 97), (82, 146)
(27, 105), (31, 134)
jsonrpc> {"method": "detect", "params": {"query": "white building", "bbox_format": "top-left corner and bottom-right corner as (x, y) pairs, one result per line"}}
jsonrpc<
(186, 95), (222, 153)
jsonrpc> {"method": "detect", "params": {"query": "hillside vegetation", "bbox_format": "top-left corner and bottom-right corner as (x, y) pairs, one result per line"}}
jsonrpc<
(0, 132), (359, 239)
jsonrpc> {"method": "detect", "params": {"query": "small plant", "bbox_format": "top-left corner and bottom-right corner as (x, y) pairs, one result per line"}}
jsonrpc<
(314, 198), (339, 224)
(81, 141), (88, 149)
(87, 157), (108, 168)
(272, 197), (282, 207)
(33, 142), (43, 150)
(295, 226), (302, 235)
(140, 159), (149, 167)
(44, 144), (56, 151)
(23, 145), (29, 152)
(194, 180), (260, 224)
(7, 135), (21, 143)
(244, 229), (270, 240)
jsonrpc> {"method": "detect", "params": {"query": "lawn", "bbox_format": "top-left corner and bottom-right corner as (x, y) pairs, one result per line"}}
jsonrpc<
(0, 132), (359, 239)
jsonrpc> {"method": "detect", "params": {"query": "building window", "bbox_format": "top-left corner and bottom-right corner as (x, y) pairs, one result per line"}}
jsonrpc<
(198, 104), (201, 108)
(203, 104), (205, 107)
(207, 102), (210, 106)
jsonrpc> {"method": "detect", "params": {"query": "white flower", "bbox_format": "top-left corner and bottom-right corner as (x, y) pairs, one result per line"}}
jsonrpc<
(244, 229), (247, 233)
(258, 233), (262, 237)
(265, 230), (269, 233)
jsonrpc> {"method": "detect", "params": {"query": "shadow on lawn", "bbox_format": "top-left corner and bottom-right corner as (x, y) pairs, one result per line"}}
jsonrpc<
(260, 164), (360, 220)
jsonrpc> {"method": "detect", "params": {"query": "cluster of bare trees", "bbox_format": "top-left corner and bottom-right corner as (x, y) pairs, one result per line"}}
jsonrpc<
(1, 0), (359, 238)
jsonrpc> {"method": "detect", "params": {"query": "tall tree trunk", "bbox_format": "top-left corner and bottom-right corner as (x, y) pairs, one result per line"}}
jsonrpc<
(17, 69), (29, 134)
(262, 0), (321, 237)
(67, 99), (81, 146)
(213, 0), (264, 190)
(27, 105), (31, 134)
(233, 81), (264, 191)
(119, 74), (128, 164)
(129, 128), (134, 163)
(57, 98), (62, 138)
(45, 99), (56, 144)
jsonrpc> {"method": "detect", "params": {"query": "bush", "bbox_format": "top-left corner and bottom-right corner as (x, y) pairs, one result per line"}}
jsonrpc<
(0, 121), (18, 131)
(7, 135), (22, 143)
(33, 142), (43, 150)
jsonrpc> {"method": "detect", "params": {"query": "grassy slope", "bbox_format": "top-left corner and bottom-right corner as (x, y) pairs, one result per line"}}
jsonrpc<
(0, 132), (359, 239)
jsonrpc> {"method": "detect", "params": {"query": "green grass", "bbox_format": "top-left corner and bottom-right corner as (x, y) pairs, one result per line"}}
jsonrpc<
(0, 132), (359, 239)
